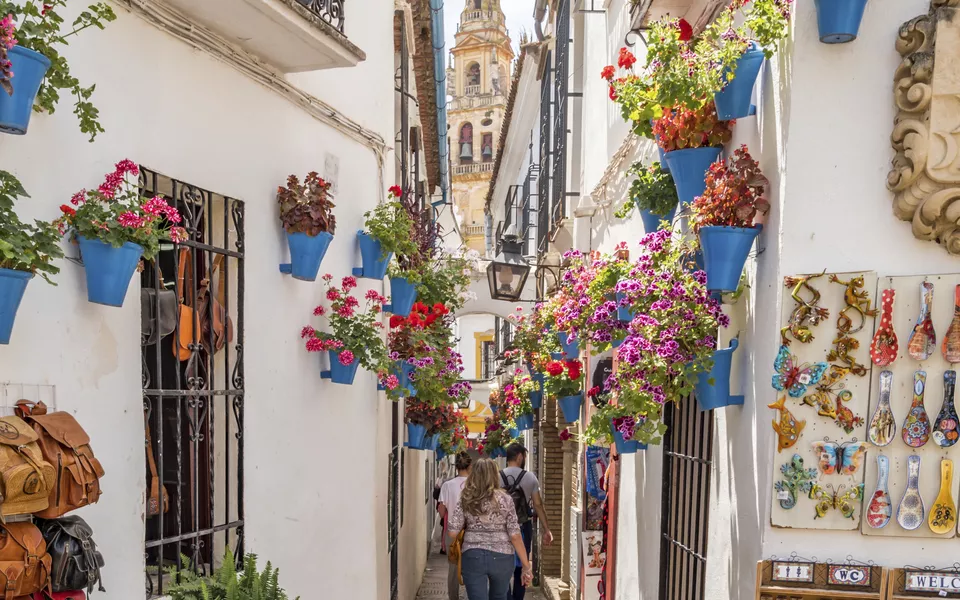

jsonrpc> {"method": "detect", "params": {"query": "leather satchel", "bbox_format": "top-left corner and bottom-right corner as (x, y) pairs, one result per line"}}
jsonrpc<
(447, 529), (465, 585)
(144, 417), (168, 517)
(174, 248), (200, 361)
(15, 402), (104, 520)
(0, 522), (52, 599)
(195, 254), (234, 354)
(37, 516), (104, 595)
(140, 267), (177, 346)
(0, 415), (56, 519)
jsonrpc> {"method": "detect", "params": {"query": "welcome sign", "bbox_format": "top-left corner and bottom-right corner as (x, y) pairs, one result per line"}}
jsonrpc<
(905, 571), (960, 593)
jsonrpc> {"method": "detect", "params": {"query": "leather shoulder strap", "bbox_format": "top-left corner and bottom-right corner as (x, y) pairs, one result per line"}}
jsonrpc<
(177, 248), (193, 304)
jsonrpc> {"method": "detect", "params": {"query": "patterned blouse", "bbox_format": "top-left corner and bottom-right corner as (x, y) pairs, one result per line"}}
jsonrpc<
(448, 491), (521, 556)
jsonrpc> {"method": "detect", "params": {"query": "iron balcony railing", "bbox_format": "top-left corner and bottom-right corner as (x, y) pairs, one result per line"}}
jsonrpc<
(496, 181), (535, 258)
(551, 0), (570, 232)
(295, 0), (345, 33)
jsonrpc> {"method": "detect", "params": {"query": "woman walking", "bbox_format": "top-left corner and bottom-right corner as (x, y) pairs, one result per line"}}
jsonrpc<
(448, 458), (533, 600)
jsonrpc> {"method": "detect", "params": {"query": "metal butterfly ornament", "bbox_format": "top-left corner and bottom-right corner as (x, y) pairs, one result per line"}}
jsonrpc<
(809, 482), (865, 520)
(772, 345), (828, 398)
(811, 439), (868, 476)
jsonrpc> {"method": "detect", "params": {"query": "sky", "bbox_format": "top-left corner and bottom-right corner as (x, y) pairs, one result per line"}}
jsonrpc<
(443, 0), (535, 56)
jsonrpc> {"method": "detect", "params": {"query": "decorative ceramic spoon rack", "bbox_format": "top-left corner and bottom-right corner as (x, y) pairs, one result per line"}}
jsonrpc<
(907, 281), (936, 361)
(897, 455), (925, 531)
(943, 285), (960, 363)
(870, 289), (898, 367)
(933, 370), (960, 448)
(869, 371), (897, 447)
(865, 454), (892, 529)
(928, 458), (956, 534)
(902, 370), (931, 448)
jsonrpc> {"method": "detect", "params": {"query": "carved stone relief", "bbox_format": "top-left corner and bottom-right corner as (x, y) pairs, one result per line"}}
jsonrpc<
(888, 0), (960, 254)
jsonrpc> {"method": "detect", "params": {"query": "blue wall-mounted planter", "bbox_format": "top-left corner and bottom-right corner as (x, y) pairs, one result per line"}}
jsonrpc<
(516, 413), (534, 431)
(550, 352), (564, 360)
(437, 448), (447, 462)
(557, 331), (580, 359)
(491, 447), (506, 459)
(77, 236), (143, 307)
(529, 388), (543, 410)
(616, 291), (634, 323)
(0, 269), (33, 345)
(386, 276), (418, 316)
(699, 224), (761, 292)
(558, 394), (583, 423)
(611, 420), (647, 454)
(695, 339), (744, 410)
(321, 350), (360, 385)
(426, 433), (440, 451)
(714, 42), (764, 121)
(394, 360), (417, 396)
(815, 0), (868, 44)
(663, 147), (723, 206)
(353, 231), (392, 280)
(508, 427), (519, 440)
(639, 206), (677, 234)
(0, 47), (51, 135)
(279, 231), (333, 281)
(407, 423), (427, 450)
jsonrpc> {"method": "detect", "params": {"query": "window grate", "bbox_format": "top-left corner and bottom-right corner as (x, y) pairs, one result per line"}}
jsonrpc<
(537, 51), (552, 259)
(551, 0), (570, 232)
(140, 167), (244, 598)
(658, 398), (714, 600)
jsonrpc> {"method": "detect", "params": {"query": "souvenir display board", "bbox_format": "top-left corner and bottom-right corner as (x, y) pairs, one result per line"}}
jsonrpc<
(861, 275), (960, 539)
(771, 272), (877, 530)
(887, 567), (960, 599)
(756, 560), (886, 600)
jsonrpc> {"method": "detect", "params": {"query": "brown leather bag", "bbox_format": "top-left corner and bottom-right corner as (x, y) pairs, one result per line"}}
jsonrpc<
(174, 248), (200, 361)
(0, 415), (55, 519)
(196, 254), (234, 354)
(0, 522), (52, 599)
(15, 402), (104, 520)
(144, 417), (168, 517)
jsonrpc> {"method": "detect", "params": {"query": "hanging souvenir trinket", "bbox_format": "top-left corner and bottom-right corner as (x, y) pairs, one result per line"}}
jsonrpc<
(781, 272), (830, 346)
(907, 281), (936, 361)
(809, 482), (864, 520)
(774, 454), (818, 510)
(834, 391), (863, 435)
(828, 333), (868, 377)
(870, 289), (899, 367)
(811, 439), (867, 476)
(830, 274), (878, 334)
(802, 365), (863, 433)
(933, 370), (960, 448)
(943, 285), (960, 363)
(769, 397), (806, 453)
(868, 371), (897, 447)
(901, 370), (931, 448)
(865, 454), (893, 529)
(772, 345), (828, 398)
(928, 458), (956, 534)
(897, 455), (925, 531)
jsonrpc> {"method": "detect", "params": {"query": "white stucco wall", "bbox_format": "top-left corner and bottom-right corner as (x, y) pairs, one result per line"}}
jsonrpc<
(0, 3), (430, 599)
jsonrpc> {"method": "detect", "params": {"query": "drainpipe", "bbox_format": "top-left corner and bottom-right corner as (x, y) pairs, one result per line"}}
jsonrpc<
(430, 0), (450, 208)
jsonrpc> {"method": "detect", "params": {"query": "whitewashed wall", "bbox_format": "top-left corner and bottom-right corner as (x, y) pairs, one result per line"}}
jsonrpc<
(0, 2), (431, 600)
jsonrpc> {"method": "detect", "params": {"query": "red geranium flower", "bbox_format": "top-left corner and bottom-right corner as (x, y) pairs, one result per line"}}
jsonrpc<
(412, 301), (429, 314)
(600, 65), (615, 80)
(559, 428), (572, 441)
(608, 85), (617, 101)
(546, 361), (564, 377)
(617, 48), (636, 69)
(388, 185), (403, 198)
(425, 314), (438, 326)
(677, 19), (693, 42)
(587, 386), (601, 397)
(59, 204), (76, 216)
(432, 302), (448, 315)
(389, 315), (405, 328)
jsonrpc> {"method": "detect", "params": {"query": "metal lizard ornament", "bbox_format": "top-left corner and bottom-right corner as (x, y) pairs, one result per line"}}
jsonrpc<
(826, 274), (877, 377)
(827, 334), (868, 377)
(801, 365), (863, 433)
(781, 272), (829, 346)
(774, 454), (817, 510)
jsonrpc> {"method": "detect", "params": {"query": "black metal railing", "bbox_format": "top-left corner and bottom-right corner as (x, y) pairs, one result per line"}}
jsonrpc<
(296, 0), (345, 34)
(537, 52), (552, 258)
(551, 0), (570, 232)
(521, 166), (536, 257)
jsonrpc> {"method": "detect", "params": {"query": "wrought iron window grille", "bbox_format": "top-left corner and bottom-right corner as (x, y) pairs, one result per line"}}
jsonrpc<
(295, 0), (345, 34)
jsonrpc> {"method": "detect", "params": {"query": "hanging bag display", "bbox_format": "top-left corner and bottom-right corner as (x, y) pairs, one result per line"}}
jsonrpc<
(37, 516), (105, 595)
(0, 521), (52, 598)
(14, 401), (104, 520)
(140, 266), (177, 346)
(195, 254), (233, 354)
(0, 415), (55, 519)
(144, 416), (168, 517)
(174, 248), (200, 361)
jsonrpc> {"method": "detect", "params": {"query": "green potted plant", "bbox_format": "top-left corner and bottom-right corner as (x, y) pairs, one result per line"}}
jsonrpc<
(356, 186), (417, 282)
(277, 171), (336, 282)
(651, 103), (732, 205)
(54, 159), (185, 307)
(583, 403), (655, 454)
(0, 170), (62, 344)
(616, 161), (678, 233)
(165, 548), (299, 600)
(0, 0), (116, 138)
(543, 359), (585, 423)
(504, 379), (534, 430)
(479, 416), (516, 458)
(302, 274), (388, 385)
(690, 144), (769, 293)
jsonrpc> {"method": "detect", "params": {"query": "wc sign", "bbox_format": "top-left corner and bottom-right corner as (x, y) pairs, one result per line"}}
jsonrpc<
(905, 571), (960, 593)
(828, 565), (871, 587)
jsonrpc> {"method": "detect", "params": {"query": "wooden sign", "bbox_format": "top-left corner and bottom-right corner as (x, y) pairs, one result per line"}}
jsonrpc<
(904, 571), (960, 593)
(772, 561), (815, 583)
(757, 560), (886, 600)
(828, 565), (871, 587)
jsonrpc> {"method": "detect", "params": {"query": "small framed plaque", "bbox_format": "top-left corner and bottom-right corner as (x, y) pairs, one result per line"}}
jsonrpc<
(827, 565), (871, 587)
(771, 561), (815, 583)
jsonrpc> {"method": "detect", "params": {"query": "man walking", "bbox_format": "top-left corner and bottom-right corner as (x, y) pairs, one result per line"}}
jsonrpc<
(438, 452), (472, 600)
(501, 443), (553, 600)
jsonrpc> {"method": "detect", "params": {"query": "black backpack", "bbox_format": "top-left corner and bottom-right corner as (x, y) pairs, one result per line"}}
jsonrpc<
(501, 470), (531, 525)
(37, 515), (105, 594)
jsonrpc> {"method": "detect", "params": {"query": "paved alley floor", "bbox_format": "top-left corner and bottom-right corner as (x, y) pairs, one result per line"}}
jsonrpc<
(415, 547), (546, 600)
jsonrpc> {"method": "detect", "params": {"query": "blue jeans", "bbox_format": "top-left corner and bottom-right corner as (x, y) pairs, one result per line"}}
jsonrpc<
(461, 549), (515, 600)
(511, 521), (533, 600)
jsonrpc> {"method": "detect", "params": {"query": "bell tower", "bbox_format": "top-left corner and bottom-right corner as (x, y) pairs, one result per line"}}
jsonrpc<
(448, 0), (513, 252)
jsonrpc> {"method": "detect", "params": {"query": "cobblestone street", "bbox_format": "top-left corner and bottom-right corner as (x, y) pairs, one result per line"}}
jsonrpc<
(415, 551), (547, 600)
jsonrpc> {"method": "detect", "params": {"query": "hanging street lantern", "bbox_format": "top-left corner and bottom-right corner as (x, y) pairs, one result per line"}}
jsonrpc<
(486, 228), (530, 301)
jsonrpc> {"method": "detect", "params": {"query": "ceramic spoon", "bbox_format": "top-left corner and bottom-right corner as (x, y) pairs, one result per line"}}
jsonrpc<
(933, 370), (960, 448)
(870, 289), (899, 367)
(897, 455), (925, 531)
(865, 454), (892, 529)
(869, 371), (897, 447)
(907, 281), (936, 361)
(944, 285), (960, 363)
(928, 458), (956, 534)
(902, 370), (931, 448)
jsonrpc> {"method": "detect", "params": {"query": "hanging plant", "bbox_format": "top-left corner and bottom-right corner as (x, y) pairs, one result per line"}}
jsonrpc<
(615, 162), (678, 221)
(438, 416), (468, 455)
(277, 171), (336, 236)
(690, 145), (770, 232)
(650, 103), (732, 152)
(363, 194), (416, 261)
(0, 170), (62, 283)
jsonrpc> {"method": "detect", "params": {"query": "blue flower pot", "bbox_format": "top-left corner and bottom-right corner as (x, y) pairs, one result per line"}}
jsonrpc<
(388, 276), (418, 317)
(0, 269), (33, 345)
(695, 339), (744, 410)
(639, 206), (677, 234)
(394, 360), (417, 395)
(558, 394), (583, 423)
(516, 413), (534, 431)
(282, 231), (333, 281)
(491, 447), (506, 459)
(714, 42), (765, 121)
(437, 448), (447, 462)
(657, 147), (669, 172)
(815, 0), (868, 44)
(427, 433), (440, 451)
(612, 336), (624, 349)
(324, 350), (360, 385)
(355, 231), (392, 280)
(508, 427), (519, 439)
(699, 225), (761, 292)
(611, 419), (647, 454)
(407, 423), (427, 449)
(616, 291), (634, 322)
(77, 236), (143, 307)
(663, 147), (723, 206)
(557, 331), (580, 359)
(0, 47), (51, 135)
(529, 389), (543, 409)
(550, 352), (564, 360)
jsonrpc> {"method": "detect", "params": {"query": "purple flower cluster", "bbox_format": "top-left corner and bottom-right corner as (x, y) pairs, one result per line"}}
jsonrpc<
(449, 380), (472, 399)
